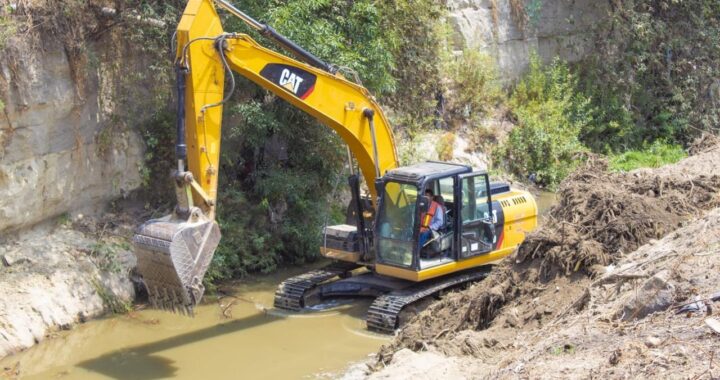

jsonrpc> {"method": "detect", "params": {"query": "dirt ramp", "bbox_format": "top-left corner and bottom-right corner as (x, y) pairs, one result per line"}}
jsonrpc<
(380, 148), (720, 363)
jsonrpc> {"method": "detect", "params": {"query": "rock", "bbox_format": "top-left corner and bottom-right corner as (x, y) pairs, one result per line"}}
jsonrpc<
(0, 225), (135, 360)
(1, 248), (31, 267)
(644, 336), (662, 348)
(706, 318), (720, 335)
(0, 28), (147, 234)
(446, 0), (609, 81)
(609, 348), (622, 365)
(618, 270), (675, 321)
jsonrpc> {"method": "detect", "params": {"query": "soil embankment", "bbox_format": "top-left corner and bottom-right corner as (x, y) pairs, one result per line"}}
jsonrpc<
(0, 213), (138, 360)
(365, 143), (720, 379)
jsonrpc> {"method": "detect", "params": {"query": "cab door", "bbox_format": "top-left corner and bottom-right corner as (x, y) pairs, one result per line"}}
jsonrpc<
(457, 172), (495, 259)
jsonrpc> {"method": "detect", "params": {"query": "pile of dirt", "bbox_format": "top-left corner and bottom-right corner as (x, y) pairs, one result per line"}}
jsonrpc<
(378, 147), (720, 365)
(367, 206), (720, 379)
(519, 156), (720, 280)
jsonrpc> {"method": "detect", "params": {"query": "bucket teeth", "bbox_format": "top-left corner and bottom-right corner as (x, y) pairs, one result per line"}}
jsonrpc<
(132, 215), (220, 316)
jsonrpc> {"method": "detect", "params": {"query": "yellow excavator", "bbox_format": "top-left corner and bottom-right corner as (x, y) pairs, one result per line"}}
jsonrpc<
(133, 0), (538, 332)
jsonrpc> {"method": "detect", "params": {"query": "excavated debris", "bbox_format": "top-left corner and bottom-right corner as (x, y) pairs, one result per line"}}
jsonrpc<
(380, 148), (720, 363)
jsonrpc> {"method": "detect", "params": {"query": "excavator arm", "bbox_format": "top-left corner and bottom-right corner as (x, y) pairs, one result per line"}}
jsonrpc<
(133, 0), (398, 313)
(177, 0), (398, 215)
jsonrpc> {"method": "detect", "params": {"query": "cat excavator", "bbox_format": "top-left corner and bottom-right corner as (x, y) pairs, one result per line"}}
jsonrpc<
(133, 0), (538, 332)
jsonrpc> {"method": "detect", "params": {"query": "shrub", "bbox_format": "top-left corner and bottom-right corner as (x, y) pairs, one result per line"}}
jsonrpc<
(436, 132), (455, 161)
(443, 50), (502, 127)
(496, 55), (592, 187)
(579, 0), (720, 150)
(609, 141), (686, 172)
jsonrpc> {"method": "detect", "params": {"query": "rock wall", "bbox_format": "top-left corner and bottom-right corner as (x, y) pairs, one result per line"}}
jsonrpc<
(447, 0), (609, 81)
(0, 5), (170, 360)
(0, 40), (146, 233)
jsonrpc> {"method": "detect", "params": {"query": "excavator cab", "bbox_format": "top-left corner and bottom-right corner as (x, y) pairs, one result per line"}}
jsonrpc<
(374, 161), (496, 275)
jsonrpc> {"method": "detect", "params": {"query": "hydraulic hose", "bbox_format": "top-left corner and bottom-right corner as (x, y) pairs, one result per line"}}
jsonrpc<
(176, 65), (187, 164)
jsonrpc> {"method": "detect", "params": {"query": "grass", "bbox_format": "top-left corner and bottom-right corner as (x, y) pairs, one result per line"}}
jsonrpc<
(609, 141), (687, 172)
(549, 344), (576, 355)
(92, 279), (132, 314)
(0, 16), (18, 50)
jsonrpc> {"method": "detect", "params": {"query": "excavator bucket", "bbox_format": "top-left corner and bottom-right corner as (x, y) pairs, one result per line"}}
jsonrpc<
(133, 213), (220, 314)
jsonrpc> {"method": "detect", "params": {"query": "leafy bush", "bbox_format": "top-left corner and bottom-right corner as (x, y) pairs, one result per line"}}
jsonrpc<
(609, 141), (686, 172)
(378, 0), (446, 127)
(203, 96), (344, 283)
(496, 55), (592, 187)
(435, 132), (455, 161)
(443, 50), (502, 127)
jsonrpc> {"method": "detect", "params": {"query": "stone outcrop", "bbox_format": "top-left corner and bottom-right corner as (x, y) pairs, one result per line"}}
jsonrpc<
(0, 6), (168, 360)
(0, 41), (145, 233)
(0, 224), (136, 359)
(447, 0), (609, 81)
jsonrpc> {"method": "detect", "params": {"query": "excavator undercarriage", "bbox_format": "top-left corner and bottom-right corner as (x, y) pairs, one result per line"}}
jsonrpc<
(274, 262), (491, 333)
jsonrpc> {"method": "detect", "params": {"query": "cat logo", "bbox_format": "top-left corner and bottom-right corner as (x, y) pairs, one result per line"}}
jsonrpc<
(260, 63), (317, 100)
(279, 69), (304, 94)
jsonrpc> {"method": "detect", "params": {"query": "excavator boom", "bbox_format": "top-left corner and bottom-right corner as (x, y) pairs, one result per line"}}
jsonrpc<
(134, 0), (398, 312)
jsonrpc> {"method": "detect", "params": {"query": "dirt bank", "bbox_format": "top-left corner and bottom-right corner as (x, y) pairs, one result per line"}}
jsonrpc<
(364, 146), (720, 379)
(0, 210), (140, 361)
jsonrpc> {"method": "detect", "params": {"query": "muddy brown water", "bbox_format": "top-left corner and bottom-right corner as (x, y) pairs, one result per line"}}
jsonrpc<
(0, 192), (557, 380)
(0, 265), (388, 380)
(534, 190), (557, 216)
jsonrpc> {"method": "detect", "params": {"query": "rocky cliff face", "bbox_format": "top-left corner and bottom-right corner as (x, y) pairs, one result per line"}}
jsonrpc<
(447, 0), (608, 81)
(0, 41), (145, 233)
(0, 4), (171, 360)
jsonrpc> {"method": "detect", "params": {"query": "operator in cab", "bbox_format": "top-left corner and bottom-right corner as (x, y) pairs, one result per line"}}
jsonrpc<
(419, 189), (445, 249)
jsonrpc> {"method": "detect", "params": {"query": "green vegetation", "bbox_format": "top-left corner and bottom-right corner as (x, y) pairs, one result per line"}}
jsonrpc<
(92, 279), (133, 315)
(379, 0), (445, 130)
(435, 132), (456, 161)
(443, 50), (502, 127)
(496, 55), (592, 187)
(578, 0), (720, 151)
(609, 141), (686, 172)
(57, 213), (72, 227)
(205, 100), (345, 281)
(0, 15), (18, 49)
(549, 344), (576, 356)
(89, 240), (130, 274)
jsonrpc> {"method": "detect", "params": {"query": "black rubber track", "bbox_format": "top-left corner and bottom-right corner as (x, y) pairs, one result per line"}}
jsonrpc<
(273, 262), (360, 311)
(366, 267), (491, 333)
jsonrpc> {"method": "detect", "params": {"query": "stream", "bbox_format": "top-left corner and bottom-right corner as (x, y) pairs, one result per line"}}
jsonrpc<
(0, 265), (388, 379)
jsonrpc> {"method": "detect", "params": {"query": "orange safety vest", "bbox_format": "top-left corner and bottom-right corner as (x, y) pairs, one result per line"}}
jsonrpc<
(420, 201), (441, 232)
